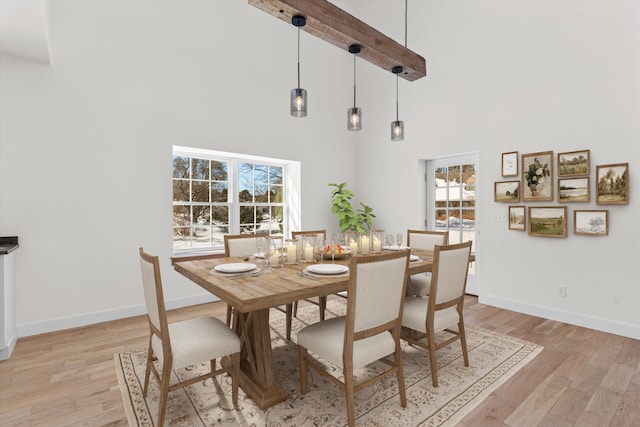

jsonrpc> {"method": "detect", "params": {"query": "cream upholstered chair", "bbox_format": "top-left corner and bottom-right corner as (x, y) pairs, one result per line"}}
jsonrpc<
(223, 233), (297, 340)
(401, 240), (472, 387)
(298, 250), (411, 427)
(406, 230), (448, 297)
(291, 230), (330, 320)
(139, 248), (240, 426)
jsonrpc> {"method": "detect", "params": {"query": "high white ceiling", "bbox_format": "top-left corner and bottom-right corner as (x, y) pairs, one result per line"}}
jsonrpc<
(0, 0), (50, 63)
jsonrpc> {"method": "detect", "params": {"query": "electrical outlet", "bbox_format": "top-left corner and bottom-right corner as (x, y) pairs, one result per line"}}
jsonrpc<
(556, 285), (567, 297)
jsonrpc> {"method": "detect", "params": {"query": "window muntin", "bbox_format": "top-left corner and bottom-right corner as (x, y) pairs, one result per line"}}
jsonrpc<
(173, 150), (287, 253)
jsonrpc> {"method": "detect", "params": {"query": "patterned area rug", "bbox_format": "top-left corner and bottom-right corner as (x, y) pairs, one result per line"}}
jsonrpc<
(115, 300), (542, 426)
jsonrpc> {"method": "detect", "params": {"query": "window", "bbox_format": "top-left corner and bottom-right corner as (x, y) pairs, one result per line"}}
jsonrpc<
(172, 146), (300, 253)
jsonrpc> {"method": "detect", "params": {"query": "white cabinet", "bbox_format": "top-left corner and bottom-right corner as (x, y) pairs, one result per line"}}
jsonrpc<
(1, 237), (18, 360)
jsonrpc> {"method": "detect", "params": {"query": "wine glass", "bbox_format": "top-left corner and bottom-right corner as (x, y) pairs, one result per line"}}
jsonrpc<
(329, 234), (337, 263)
(395, 233), (403, 250)
(255, 236), (265, 262)
(315, 238), (325, 263)
(385, 233), (395, 250)
(336, 233), (346, 255)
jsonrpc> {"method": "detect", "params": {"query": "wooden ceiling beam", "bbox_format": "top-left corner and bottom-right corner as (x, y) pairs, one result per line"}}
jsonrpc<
(248, 0), (427, 82)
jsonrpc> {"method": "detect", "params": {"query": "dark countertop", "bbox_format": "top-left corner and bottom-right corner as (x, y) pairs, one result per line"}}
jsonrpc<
(0, 236), (19, 255)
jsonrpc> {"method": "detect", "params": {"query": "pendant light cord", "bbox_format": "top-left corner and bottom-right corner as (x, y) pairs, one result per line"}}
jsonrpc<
(353, 55), (357, 108)
(397, 0), (407, 122)
(297, 26), (301, 88)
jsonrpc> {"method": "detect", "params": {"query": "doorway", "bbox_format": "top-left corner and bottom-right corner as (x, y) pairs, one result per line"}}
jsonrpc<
(425, 153), (478, 295)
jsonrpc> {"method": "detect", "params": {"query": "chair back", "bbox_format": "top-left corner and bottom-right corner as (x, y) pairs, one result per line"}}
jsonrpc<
(430, 241), (472, 306)
(224, 233), (268, 257)
(407, 230), (448, 251)
(139, 248), (169, 346)
(292, 230), (326, 241)
(347, 250), (411, 336)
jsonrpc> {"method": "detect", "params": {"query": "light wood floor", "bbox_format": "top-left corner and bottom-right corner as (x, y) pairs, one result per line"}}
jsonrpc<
(1, 296), (638, 426)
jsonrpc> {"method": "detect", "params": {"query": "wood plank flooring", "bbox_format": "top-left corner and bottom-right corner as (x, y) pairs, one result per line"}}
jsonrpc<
(0, 296), (638, 426)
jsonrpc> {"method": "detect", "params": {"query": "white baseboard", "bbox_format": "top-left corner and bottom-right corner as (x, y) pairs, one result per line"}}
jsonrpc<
(0, 330), (18, 361)
(478, 294), (640, 340)
(17, 294), (219, 338)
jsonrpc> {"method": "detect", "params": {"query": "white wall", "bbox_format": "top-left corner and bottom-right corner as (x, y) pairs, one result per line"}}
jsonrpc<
(353, 1), (640, 339)
(1, 1), (638, 339)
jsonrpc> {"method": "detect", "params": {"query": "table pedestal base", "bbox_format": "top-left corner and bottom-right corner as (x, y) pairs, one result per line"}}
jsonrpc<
(227, 308), (288, 409)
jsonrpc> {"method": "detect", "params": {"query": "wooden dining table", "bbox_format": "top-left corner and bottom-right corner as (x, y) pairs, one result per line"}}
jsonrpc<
(173, 249), (442, 409)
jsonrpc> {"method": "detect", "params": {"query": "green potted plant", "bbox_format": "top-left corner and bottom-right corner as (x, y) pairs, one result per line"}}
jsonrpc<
(328, 182), (376, 233)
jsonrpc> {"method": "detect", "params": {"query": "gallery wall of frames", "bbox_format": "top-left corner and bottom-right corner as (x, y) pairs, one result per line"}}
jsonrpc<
(494, 149), (629, 238)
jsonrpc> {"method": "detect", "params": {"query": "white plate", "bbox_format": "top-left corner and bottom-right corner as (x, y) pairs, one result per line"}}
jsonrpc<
(214, 263), (257, 273)
(306, 264), (349, 275)
(410, 254), (420, 262)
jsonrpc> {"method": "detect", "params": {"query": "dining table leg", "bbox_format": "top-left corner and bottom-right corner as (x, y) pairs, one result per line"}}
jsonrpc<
(227, 307), (287, 409)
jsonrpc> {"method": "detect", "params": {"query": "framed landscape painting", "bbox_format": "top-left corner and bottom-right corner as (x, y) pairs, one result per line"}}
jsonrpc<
(502, 151), (518, 177)
(558, 177), (590, 203)
(522, 151), (553, 202)
(596, 163), (629, 205)
(494, 181), (520, 202)
(509, 206), (526, 231)
(558, 149), (590, 176)
(528, 206), (567, 238)
(574, 210), (608, 236)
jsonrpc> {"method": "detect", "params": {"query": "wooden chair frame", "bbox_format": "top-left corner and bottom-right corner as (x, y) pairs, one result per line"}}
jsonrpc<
(401, 241), (472, 387)
(139, 248), (240, 426)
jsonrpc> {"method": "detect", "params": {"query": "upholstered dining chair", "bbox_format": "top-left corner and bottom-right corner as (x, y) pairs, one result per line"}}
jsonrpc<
(298, 250), (411, 427)
(139, 248), (241, 427)
(406, 229), (448, 297)
(401, 240), (472, 387)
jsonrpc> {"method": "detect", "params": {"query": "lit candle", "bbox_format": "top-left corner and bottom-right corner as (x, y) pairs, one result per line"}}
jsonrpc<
(361, 236), (370, 254)
(269, 251), (280, 267)
(287, 242), (297, 264)
(373, 236), (381, 253)
(304, 244), (314, 261)
(349, 238), (358, 254)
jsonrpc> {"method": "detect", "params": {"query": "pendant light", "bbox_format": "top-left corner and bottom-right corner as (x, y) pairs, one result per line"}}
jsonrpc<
(347, 44), (362, 131)
(391, 66), (404, 141)
(391, 0), (408, 141)
(290, 15), (307, 117)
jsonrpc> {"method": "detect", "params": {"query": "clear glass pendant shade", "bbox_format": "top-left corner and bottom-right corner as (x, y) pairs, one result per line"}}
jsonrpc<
(290, 88), (307, 117)
(391, 120), (404, 141)
(347, 107), (362, 131)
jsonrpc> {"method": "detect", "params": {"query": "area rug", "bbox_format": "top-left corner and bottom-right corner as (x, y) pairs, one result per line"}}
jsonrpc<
(115, 300), (542, 427)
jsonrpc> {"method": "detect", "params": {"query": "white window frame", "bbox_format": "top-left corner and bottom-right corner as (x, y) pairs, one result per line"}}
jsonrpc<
(172, 145), (301, 255)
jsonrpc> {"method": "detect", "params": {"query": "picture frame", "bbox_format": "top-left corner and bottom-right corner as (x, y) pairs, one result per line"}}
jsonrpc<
(528, 206), (567, 238)
(558, 149), (590, 176)
(494, 181), (520, 202)
(501, 151), (518, 177)
(596, 163), (629, 205)
(508, 206), (526, 231)
(558, 177), (590, 203)
(574, 210), (608, 236)
(522, 151), (553, 202)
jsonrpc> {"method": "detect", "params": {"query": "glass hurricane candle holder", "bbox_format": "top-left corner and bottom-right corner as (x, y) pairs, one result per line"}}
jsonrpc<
(359, 233), (371, 255)
(266, 236), (284, 268)
(346, 231), (359, 255)
(301, 234), (317, 263)
(285, 239), (299, 265)
(371, 230), (384, 253)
